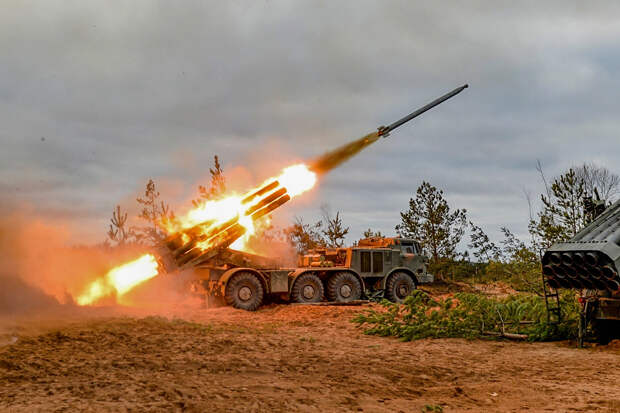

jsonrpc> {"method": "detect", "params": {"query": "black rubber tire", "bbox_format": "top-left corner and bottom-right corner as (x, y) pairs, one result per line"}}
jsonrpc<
(326, 272), (362, 302)
(385, 272), (416, 303)
(225, 271), (264, 311)
(291, 273), (324, 303)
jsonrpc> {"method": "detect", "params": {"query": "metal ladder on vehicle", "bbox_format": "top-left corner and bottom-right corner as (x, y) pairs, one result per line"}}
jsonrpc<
(541, 268), (561, 325)
(539, 250), (561, 325)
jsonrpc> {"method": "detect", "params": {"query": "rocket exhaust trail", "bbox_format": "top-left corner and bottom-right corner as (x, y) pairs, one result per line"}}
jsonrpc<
(310, 132), (380, 174)
(310, 84), (468, 174)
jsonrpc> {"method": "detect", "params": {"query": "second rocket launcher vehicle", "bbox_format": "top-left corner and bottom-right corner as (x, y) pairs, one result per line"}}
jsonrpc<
(543, 200), (620, 291)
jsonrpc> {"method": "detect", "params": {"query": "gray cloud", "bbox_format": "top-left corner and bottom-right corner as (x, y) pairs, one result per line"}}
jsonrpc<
(2, 1), (620, 245)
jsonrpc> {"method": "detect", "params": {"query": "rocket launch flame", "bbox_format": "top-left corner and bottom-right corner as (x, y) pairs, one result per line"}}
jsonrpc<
(76, 254), (159, 306)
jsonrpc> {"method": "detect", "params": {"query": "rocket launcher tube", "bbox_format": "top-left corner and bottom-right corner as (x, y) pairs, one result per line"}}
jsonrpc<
(171, 216), (240, 258)
(242, 181), (280, 204)
(250, 194), (291, 220)
(177, 189), (289, 254)
(168, 190), (292, 269)
(176, 223), (248, 266)
(245, 187), (288, 216)
(170, 180), (286, 256)
(183, 226), (248, 268)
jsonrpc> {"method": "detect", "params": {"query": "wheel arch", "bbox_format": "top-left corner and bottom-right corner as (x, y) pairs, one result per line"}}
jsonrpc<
(382, 267), (418, 290)
(219, 267), (268, 296)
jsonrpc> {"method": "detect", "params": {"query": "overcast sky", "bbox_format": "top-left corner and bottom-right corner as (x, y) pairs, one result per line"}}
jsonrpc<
(2, 1), (620, 246)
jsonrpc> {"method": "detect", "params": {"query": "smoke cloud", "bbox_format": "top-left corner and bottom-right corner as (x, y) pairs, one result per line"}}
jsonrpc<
(0, 204), (201, 316)
(0, 208), (111, 314)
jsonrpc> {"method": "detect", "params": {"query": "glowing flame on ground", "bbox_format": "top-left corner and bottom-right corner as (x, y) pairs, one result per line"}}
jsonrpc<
(76, 254), (159, 305)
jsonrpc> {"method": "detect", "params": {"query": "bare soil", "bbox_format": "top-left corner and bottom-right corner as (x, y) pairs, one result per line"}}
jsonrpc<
(1, 303), (620, 412)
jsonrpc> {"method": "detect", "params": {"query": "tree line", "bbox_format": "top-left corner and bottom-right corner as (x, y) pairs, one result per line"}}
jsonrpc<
(285, 161), (618, 292)
(105, 156), (619, 293)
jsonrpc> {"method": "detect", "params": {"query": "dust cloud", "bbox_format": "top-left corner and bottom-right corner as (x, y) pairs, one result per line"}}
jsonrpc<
(0, 207), (201, 318)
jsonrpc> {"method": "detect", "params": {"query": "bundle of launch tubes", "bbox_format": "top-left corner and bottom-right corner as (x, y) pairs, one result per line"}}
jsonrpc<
(163, 180), (290, 269)
(543, 251), (620, 290)
(542, 201), (620, 291)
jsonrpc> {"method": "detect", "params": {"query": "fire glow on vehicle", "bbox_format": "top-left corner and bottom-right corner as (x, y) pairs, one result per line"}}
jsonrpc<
(76, 164), (317, 305)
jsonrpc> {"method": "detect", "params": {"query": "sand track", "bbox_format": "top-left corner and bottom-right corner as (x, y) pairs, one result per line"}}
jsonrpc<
(1, 304), (620, 412)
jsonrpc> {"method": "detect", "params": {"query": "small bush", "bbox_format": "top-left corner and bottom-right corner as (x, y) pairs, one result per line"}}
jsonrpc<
(353, 290), (579, 342)
(422, 404), (443, 413)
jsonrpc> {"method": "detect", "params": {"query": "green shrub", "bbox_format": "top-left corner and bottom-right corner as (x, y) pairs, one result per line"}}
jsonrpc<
(353, 290), (579, 342)
(430, 257), (544, 295)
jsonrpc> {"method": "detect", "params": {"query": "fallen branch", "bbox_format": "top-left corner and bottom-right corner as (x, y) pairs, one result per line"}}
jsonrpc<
(483, 331), (528, 340)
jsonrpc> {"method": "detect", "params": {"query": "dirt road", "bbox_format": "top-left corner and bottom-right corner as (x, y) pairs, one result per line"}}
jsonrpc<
(1, 304), (620, 412)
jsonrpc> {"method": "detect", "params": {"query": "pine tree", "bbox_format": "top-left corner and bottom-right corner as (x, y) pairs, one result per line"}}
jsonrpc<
(193, 155), (226, 207)
(395, 181), (467, 262)
(529, 168), (587, 248)
(321, 211), (349, 248)
(285, 217), (325, 253)
(468, 222), (500, 261)
(107, 205), (134, 246)
(135, 179), (173, 245)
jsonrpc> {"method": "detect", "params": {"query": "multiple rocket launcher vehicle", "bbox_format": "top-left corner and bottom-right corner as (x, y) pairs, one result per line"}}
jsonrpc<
(543, 203), (620, 292)
(156, 85), (469, 310)
(543, 201), (620, 325)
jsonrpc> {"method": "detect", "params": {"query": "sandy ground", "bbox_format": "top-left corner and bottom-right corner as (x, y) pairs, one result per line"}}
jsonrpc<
(2, 303), (620, 413)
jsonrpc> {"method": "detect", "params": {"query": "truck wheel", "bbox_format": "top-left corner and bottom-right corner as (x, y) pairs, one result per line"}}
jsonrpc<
(327, 272), (362, 302)
(291, 273), (324, 303)
(385, 272), (416, 303)
(225, 271), (264, 311)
